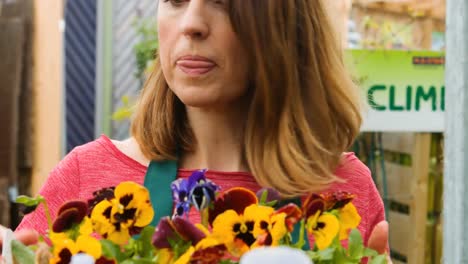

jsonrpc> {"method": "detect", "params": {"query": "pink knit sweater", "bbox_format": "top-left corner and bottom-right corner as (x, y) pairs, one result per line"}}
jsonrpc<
(17, 135), (385, 245)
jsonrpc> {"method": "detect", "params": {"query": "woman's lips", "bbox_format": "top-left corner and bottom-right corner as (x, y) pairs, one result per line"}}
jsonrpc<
(176, 56), (216, 76)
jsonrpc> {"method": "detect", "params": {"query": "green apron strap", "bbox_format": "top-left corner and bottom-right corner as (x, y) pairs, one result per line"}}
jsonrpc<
(144, 159), (178, 227)
(289, 198), (311, 250)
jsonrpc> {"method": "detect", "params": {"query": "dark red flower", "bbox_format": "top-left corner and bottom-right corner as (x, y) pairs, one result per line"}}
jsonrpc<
(152, 217), (206, 249)
(96, 257), (117, 264)
(321, 191), (356, 210)
(302, 194), (325, 219)
(190, 244), (227, 264)
(152, 217), (175, 248)
(302, 191), (356, 219)
(275, 203), (302, 232)
(172, 217), (206, 244)
(208, 187), (258, 225)
(52, 200), (88, 232)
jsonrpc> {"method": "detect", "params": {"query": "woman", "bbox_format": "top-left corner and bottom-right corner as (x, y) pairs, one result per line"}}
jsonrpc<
(11, 0), (388, 255)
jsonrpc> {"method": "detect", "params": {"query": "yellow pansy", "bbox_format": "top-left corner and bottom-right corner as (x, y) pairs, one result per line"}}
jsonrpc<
(211, 204), (273, 257)
(90, 199), (130, 245)
(195, 223), (210, 237)
(49, 237), (78, 264)
(306, 211), (340, 250)
(156, 249), (175, 264)
(338, 203), (361, 240)
(253, 212), (288, 247)
(112, 181), (154, 228)
(76, 235), (102, 260)
(49, 232), (69, 244)
(191, 241), (228, 263)
(106, 226), (132, 246)
(90, 181), (154, 245)
(49, 231), (102, 262)
(195, 237), (223, 250)
(79, 217), (93, 236)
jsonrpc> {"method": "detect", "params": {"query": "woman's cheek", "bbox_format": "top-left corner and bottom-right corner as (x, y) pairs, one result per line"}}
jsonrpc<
(157, 21), (173, 77)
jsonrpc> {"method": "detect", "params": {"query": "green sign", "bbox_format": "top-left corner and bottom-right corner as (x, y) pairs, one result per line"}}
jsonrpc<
(345, 50), (445, 132)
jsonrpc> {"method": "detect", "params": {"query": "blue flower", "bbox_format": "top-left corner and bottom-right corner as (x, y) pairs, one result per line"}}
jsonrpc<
(171, 169), (220, 217)
(171, 177), (193, 217)
(189, 170), (220, 211)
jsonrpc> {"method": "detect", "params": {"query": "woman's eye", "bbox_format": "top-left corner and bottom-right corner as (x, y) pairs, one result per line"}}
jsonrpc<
(163, 0), (226, 9)
(212, 0), (227, 9)
(213, 0), (227, 6)
(163, 0), (186, 7)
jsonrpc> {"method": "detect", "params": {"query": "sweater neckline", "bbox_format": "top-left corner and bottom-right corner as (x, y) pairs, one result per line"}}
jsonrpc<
(97, 134), (254, 177)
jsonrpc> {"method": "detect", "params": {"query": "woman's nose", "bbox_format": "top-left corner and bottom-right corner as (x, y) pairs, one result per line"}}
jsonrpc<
(179, 1), (210, 40)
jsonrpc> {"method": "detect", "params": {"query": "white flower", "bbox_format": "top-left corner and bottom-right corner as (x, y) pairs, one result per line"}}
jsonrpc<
(70, 253), (95, 264)
(240, 246), (313, 264)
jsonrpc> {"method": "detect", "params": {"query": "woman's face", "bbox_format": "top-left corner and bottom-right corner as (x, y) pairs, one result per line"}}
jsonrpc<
(157, 0), (249, 108)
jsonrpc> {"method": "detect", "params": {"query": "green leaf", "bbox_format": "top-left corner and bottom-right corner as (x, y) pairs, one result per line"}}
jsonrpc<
(169, 238), (192, 260)
(362, 247), (379, 258)
(308, 247), (335, 262)
(11, 240), (35, 264)
(133, 259), (156, 264)
(135, 226), (156, 258)
(369, 254), (387, 264)
(16, 195), (43, 207)
(259, 189), (268, 204)
(101, 239), (125, 262)
(219, 260), (239, 264)
(333, 249), (352, 264)
(348, 229), (364, 259)
(121, 258), (154, 264)
(124, 238), (136, 253)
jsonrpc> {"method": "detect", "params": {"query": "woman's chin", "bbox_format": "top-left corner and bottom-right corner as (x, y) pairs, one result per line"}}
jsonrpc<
(179, 97), (225, 109)
(172, 86), (247, 110)
(177, 93), (237, 109)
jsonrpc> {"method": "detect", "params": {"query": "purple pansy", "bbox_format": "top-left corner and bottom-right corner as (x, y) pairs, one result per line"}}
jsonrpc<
(171, 177), (192, 217)
(189, 170), (220, 211)
(171, 169), (220, 217)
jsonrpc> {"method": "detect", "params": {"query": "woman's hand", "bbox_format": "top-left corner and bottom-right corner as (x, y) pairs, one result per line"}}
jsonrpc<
(368, 220), (393, 263)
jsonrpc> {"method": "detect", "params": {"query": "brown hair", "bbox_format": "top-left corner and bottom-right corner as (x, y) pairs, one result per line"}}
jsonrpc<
(131, 0), (362, 197)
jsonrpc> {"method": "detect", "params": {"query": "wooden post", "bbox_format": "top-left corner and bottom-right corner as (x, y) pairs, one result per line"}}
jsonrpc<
(410, 133), (431, 264)
(443, 0), (468, 262)
(31, 0), (64, 195)
(380, 133), (431, 264)
(0, 18), (24, 227)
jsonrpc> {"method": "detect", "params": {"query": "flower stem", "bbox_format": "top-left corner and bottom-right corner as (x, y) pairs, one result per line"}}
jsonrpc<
(40, 198), (53, 233)
(293, 219), (306, 249)
(201, 208), (209, 228)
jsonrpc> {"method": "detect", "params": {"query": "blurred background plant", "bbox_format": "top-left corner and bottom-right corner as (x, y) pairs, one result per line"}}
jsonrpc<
(112, 19), (158, 122)
(133, 19), (158, 83)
